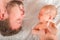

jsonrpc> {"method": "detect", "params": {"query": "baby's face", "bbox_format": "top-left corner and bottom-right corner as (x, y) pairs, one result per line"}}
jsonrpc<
(39, 10), (50, 22)
(38, 5), (57, 22)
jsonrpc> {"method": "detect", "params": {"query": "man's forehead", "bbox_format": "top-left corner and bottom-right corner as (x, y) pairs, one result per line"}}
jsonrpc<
(9, 4), (23, 10)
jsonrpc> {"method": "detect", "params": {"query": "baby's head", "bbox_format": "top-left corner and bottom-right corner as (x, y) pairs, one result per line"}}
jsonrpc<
(38, 5), (57, 22)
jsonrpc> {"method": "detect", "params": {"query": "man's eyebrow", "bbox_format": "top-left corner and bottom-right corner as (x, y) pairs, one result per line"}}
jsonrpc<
(20, 8), (24, 15)
(17, 5), (24, 15)
(18, 5), (24, 12)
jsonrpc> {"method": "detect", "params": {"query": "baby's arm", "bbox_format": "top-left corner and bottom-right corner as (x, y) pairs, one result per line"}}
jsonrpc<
(32, 23), (40, 35)
(32, 23), (48, 34)
(32, 23), (46, 40)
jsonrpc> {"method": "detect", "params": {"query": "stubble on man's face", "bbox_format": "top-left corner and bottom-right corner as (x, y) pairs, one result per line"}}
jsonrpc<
(0, 18), (22, 36)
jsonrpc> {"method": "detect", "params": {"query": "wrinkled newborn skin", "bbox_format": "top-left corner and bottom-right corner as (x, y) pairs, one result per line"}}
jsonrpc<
(0, 1), (24, 36)
(32, 5), (57, 40)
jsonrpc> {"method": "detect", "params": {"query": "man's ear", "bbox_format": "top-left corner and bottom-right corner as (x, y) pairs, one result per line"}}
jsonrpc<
(0, 11), (8, 20)
(0, 13), (4, 20)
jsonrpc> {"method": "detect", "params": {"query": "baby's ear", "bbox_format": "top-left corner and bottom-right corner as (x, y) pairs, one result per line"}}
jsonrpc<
(38, 13), (40, 20)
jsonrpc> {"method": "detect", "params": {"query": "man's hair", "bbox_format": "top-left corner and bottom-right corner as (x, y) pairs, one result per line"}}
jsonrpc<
(6, 0), (23, 13)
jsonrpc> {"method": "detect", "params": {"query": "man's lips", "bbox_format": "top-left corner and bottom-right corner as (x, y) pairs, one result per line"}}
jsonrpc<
(16, 20), (22, 24)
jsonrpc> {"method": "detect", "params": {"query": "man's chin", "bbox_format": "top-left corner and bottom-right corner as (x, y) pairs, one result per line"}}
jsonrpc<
(0, 26), (22, 36)
(0, 19), (22, 36)
(10, 24), (22, 30)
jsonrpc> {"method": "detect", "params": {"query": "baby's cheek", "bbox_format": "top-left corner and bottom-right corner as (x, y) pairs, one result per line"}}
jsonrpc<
(43, 15), (49, 20)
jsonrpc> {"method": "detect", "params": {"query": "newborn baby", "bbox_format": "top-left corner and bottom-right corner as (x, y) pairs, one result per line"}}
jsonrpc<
(32, 5), (57, 40)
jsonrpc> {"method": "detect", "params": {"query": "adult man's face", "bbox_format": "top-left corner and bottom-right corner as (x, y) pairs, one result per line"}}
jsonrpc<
(9, 4), (24, 30)
(0, 4), (24, 36)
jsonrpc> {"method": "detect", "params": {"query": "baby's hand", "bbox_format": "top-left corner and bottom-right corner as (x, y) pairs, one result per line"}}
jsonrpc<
(47, 22), (57, 35)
